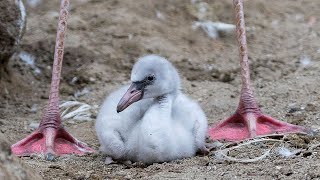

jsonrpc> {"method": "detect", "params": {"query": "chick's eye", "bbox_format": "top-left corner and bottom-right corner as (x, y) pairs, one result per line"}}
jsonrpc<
(147, 75), (154, 81)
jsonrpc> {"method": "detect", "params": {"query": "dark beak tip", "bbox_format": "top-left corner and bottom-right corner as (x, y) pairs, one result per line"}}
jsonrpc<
(116, 106), (122, 113)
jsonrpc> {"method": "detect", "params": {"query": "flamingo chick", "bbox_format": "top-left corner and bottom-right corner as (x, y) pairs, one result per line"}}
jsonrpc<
(96, 55), (208, 165)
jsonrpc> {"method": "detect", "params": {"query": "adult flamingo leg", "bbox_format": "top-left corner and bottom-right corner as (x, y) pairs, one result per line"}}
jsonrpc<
(208, 0), (312, 141)
(11, 0), (94, 159)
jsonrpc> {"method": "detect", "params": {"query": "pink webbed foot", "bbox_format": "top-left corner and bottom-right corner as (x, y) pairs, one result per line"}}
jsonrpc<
(208, 112), (312, 141)
(10, 0), (95, 160)
(11, 127), (94, 160)
(208, 0), (314, 142)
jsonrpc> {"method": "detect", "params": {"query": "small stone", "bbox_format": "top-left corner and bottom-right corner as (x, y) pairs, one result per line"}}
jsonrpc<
(66, 120), (75, 124)
(89, 77), (96, 82)
(29, 122), (39, 130)
(46, 153), (55, 161)
(219, 72), (234, 82)
(85, 170), (94, 179)
(70, 77), (78, 85)
(60, 85), (74, 96)
(283, 134), (308, 148)
(29, 104), (38, 113)
(199, 156), (210, 166)
(40, 95), (49, 99)
(305, 103), (317, 112)
(288, 107), (300, 113)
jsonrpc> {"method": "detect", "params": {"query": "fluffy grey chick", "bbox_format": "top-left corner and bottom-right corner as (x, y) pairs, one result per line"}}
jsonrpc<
(95, 55), (208, 165)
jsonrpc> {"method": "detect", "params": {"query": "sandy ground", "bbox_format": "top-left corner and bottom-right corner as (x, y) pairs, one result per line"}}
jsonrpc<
(1, 0), (320, 179)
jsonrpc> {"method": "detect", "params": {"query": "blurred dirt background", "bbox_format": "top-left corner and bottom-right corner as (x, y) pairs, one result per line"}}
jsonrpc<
(1, 0), (320, 179)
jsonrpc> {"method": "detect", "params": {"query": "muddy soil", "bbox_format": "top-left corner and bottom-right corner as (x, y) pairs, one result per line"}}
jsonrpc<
(1, 0), (320, 179)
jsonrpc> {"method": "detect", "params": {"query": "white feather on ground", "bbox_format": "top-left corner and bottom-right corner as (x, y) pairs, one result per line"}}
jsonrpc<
(192, 21), (235, 39)
(276, 147), (302, 158)
(17, 0), (26, 41)
(18, 51), (41, 74)
(60, 101), (95, 122)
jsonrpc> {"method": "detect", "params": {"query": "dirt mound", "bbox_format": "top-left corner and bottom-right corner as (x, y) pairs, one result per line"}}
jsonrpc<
(0, 133), (42, 180)
(0, 0), (26, 80)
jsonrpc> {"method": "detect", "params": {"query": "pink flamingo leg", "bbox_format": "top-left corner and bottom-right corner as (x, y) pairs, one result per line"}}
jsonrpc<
(208, 0), (312, 141)
(11, 0), (94, 160)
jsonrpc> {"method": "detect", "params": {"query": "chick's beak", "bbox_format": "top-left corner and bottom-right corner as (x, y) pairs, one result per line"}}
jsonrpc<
(117, 82), (144, 113)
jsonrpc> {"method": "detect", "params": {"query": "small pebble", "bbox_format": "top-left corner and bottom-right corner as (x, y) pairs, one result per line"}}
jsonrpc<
(29, 122), (39, 130)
